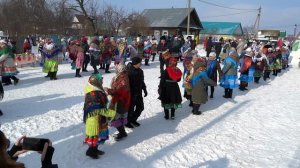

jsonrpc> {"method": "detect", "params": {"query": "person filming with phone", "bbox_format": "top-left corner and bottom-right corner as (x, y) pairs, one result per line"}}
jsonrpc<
(0, 130), (58, 168)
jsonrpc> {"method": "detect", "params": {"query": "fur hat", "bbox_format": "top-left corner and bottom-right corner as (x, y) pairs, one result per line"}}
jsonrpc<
(131, 57), (142, 65)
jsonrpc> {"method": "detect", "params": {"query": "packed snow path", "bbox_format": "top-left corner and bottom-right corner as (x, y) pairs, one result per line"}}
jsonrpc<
(1, 51), (300, 168)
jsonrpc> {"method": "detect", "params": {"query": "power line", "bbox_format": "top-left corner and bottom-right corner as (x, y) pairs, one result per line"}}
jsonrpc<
(197, 0), (258, 11)
(201, 10), (256, 19)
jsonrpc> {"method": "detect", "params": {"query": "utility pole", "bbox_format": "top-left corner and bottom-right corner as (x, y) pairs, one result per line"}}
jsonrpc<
(187, 0), (191, 35)
(254, 6), (261, 38)
(294, 24), (297, 39)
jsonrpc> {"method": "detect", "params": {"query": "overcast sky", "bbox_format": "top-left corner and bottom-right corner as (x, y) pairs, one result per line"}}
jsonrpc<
(102, 0), (300, 35)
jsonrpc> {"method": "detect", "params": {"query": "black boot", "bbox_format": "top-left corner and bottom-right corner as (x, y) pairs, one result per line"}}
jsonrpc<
(92, 66), (99, 74)
(189, 100), (193, 107)
(49, 72), (54, 80)
(86, 147), (99, 159)
(170, 108), (175, 120)
(51, 71), (58, 80)
(192, 104), (201, 115)
(105, 64), (111, 73)
(45, 72), (51, 78)
(228, 89), (233, 99)
(210, 86), (214, 98)
(254, 77), (259, 83)
(0, 109), (3, 116)
(75, 69), (82, 77)
(11, 76), (19, 85)
(145, 59), (150, 66)
(114, 126), (127, 141)
(223, 89), (229, 98)
(164, 109), (169, 120)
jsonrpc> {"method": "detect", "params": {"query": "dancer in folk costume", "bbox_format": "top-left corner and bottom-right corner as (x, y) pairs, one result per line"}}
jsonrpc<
(102, 38), (113, 73)
(220, 49), (239, 98)
(114, 39), (127, 64)
(83, 73), (116, 159)
(0, 40), (19, 86)
(104, 64), (131, 141)
(81, 36), (90, 72)
(183, 59), (194, 107)
(158, 57), (182, 120)
(206, 52), (222, 98)
(41, 38), (60, 80)
(74, 41), (85, 77)
(191, 58), (217, 115)
(151, 36), (158, 61)
(89, 42), (101, 74)
(239, 48), (254, 91)
(273, 47), (282, 75)
(253, 49), (267, 84)
(281, 46), (290, 69)
(263, 47), (274, 80)
(143, 39), (152, 66)
(157, 36), (171, 75)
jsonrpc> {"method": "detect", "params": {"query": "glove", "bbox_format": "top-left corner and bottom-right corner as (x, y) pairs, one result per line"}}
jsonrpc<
(143, 90), (148, 97)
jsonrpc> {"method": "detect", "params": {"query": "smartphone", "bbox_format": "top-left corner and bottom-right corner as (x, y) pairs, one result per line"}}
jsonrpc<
(22, 137), (50, 151)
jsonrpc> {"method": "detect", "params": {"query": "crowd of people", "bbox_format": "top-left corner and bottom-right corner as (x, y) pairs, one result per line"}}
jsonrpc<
(0, 33), (292, 164)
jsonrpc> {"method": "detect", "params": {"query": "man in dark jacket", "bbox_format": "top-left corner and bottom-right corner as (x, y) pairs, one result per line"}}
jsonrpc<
(126, 57), (147, 128)
(206, 36), (213, 57)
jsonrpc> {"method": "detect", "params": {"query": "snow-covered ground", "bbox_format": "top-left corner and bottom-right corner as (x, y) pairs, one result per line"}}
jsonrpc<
(1, 48), (300, 168)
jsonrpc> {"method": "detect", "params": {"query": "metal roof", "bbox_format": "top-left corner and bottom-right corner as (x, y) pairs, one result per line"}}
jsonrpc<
(142, 8), (202, 29)
(200, 21), (243, 35)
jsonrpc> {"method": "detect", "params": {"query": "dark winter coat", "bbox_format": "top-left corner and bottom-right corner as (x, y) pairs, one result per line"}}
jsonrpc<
(207, 60), (222, 82)
(158, 69), (182, 105)
(127, 63), (147, 96)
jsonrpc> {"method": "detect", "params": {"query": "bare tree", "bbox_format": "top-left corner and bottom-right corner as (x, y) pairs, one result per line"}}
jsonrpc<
(101, 4), (128, 36)
(52, 0), (73, 35)
(122, 12), (149, 36)
(68, 0), (98, 34)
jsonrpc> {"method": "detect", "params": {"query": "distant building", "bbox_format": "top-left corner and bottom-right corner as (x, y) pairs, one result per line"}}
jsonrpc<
(69, 14), (94, 35)
(200, 21), (244, 41)
(257, 30), (280, 41)
(142, 8), (203, 40)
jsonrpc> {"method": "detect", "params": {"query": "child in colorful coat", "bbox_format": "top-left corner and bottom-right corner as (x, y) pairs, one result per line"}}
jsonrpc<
(83, 73), (116, 159)
(41, 38), (60, 80)
(191, 57), (217, 115)
(75, 41), (84, 77)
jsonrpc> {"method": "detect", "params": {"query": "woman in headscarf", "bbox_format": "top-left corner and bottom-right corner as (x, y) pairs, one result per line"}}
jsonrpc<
(220, 48), (239, 98)
(83, 73), (116, 159)
(104, 64), (131, 141)
(158, 57), (182, 120)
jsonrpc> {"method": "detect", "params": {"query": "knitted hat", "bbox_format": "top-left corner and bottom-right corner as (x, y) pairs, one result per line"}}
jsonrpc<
(82, 36), (88, 43)
(131, 57), (142, 65)
(193, 57), (206, 69)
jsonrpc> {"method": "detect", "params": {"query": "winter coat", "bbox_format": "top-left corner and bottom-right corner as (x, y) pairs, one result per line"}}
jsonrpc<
(158, 68), (182, 106)
(191, 71), (217, 104)
(127, 63), (147, 96)
(206, 59), (222, 82)
(240, 55), (253, 73)
(222, 56), (238, 76)
(107, 72), (131, 114)
(0, 46), (18, 76)
(253, 55), (267, 72)
(76, 51), (84, 69)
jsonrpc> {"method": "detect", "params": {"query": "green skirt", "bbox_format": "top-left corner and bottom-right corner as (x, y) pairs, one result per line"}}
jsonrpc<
(43, 60), (58, 73)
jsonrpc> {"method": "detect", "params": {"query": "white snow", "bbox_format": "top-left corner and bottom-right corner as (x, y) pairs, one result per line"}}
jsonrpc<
(1, 48), (300, 168)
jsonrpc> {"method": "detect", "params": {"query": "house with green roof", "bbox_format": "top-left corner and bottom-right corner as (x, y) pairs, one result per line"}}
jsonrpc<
(200, 21), (244, 40)
(142, 8), (203, 40)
